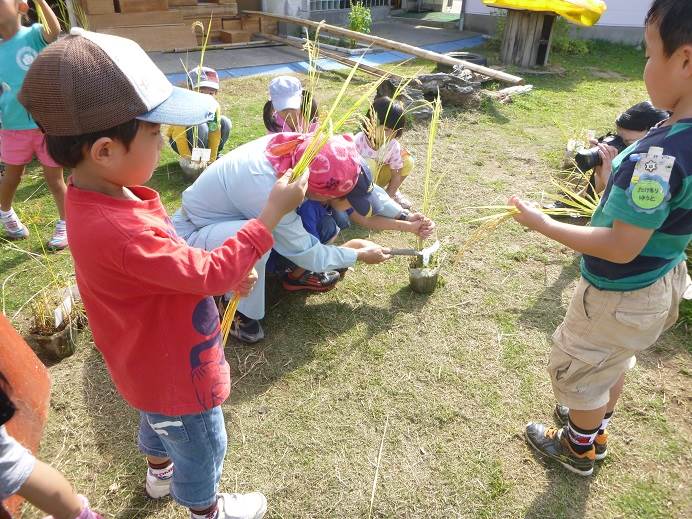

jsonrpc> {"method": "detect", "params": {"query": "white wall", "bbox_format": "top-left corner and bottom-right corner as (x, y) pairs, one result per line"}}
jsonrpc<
(465, 0), (649, 28)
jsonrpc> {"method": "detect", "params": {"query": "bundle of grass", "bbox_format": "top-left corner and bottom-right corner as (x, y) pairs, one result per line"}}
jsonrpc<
(174, 17), (217, 179)
(409, 95), (444, 294)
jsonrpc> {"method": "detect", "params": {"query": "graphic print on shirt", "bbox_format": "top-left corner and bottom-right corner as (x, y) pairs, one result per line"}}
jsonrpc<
(189, 297), (229, 409)
(16, 47), (38, 71)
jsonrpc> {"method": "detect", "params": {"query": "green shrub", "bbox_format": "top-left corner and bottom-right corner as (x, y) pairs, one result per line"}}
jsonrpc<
(551, 17), (591, 55)
(349, 1), (372, 35)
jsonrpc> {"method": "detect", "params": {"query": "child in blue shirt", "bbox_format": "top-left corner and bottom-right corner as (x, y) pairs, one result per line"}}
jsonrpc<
(511, 0), (692, 477)
(0, 0), (66, 249)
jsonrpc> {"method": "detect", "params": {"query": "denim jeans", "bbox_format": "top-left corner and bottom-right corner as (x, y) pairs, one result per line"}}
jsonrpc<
(138, 406), (227, 509)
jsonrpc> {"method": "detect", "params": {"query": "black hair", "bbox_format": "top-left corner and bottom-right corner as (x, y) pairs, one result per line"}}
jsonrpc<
(616, 101), (669, 131)
(369, 96), (406, 138)
(263, 91), (318, 133)
(645, 0), (692, 56)
(44, 119), (141, 169)
(0, 372), (15, 427)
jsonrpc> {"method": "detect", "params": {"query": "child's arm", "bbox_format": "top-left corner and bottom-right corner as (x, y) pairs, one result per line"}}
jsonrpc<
(509, 196), (653, 263)
(123, 174), (307, 295)
(348, 210), (434, 238)
(35, 0), (60, 43)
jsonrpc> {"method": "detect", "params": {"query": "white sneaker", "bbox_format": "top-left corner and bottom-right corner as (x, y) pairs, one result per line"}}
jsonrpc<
(214, 492), (267, 519)
(145, 465), (173, 499)
(1, 209), (29, 240)
(47, 220), (68, 250)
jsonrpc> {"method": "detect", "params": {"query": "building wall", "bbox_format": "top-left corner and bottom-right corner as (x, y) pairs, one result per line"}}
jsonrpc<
(463, 0), (649, 43)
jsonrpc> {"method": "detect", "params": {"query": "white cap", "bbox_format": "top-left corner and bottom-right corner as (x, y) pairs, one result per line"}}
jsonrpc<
(269, 76), (303, 112)
(187, 66), (220, 91)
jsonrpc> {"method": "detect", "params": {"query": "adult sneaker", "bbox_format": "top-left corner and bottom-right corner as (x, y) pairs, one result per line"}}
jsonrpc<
(525, 422), (595, 476)
(230, 312), (265, 344)
(211, 492), (267, 519)
(1, 210), (29, 240)
(282, 270), (340, 292)
(553, 404), (608, 460)
(145, 464), (173, 499)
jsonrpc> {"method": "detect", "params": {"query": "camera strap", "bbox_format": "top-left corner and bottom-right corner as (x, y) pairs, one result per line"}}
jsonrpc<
(626, 146), (675, 213)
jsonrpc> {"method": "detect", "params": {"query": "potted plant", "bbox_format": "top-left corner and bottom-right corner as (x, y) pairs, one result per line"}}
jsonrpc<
(25, 286), (84, 360)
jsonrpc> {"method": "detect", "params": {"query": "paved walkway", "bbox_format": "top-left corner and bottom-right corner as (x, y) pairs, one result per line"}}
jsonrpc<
(150, 20), (485, 84)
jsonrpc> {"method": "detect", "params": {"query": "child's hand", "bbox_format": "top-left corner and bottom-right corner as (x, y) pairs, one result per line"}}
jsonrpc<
(589, 139), (619, 193)
(408, 213), (435, 238)
(508, 195), (551, 231)
(236, 268), (258, 298)
(258, 172), (309, 230)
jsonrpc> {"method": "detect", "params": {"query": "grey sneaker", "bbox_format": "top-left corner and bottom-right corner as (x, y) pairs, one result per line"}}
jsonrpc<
(525, 422), (595, 476)
(230, 312), (265, 344)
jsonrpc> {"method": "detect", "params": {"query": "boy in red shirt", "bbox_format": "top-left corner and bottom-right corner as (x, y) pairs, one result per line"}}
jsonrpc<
(18, 29), (307, 519)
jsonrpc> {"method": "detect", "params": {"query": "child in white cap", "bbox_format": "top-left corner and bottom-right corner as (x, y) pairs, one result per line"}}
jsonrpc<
(167, 66), (232, 173)
(262, 75), (317, 133)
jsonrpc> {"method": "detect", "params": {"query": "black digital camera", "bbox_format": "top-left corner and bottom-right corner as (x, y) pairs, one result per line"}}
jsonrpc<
(574, 133), (627, 172)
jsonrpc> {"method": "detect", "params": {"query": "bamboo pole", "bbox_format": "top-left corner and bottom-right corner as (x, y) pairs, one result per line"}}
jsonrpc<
(243, 10), (524, 85)
(256, 32), (404, 81)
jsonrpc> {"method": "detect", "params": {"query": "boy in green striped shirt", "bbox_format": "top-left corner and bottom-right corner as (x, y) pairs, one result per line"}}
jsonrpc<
(509, 0), (692, 476)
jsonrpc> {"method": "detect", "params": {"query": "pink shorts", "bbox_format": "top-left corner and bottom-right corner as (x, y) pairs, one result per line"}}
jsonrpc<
(0, 128), (60, 168)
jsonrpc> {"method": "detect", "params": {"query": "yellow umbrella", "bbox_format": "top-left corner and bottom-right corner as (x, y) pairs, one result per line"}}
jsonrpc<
(483, 0), (607, 26)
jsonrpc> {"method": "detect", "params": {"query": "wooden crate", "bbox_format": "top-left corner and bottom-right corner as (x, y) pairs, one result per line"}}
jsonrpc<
(116, 0), (169, 13)
(241, 15), (260, 34)
(219, 29), (250, 44)
(82, 0), (115, 15)
(100, 23), (197, 51)
(88, 11), (183, 29)
(222, 17), (242, 30)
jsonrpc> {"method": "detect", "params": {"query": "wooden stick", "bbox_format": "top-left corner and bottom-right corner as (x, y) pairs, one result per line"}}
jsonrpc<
(244, 10), (523, 85)
(166, 39), (279, 53)
(255, 32), (403, 81)
(368, 415), (389, 519)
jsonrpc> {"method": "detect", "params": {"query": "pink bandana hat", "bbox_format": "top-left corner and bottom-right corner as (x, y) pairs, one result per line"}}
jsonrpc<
(265, 132), (360, 198)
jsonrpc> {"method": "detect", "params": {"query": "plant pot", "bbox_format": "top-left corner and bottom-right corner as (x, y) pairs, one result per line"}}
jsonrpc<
(25, 321), (79, 360)
(409, 264), (441, 294)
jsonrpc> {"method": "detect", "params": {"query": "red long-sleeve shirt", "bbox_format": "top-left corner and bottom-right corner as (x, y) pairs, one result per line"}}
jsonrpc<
(66, 183), (273, 415)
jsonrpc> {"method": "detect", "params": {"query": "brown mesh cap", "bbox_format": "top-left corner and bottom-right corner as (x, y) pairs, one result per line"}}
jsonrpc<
(19, 28), (218, 136)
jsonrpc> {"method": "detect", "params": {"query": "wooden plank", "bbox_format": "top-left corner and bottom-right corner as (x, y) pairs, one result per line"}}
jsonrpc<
(82, 0), (115, 15)
(88, 10), (183, 29)
(222, 18), (242, 30)
(117, 0), (169, 13)
(169, 0), (197, 5)
(244, 10), (523, 84)
(219, 30), (250, 43)
(257, 32), (404, 82)
(99, 23), (197, 51)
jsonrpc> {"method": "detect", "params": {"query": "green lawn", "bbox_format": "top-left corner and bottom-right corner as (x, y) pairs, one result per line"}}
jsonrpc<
(4, 41), (691, 518)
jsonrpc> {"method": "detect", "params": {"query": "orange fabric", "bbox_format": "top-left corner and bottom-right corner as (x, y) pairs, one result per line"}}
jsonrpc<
(0, 314), (51, 514)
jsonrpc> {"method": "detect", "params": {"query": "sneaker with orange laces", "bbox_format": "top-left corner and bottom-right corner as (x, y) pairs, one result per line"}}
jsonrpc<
(525, 422), (595, 476)
(554, 404), (608, 460)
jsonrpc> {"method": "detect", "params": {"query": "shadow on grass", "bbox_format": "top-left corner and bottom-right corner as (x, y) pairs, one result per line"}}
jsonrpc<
(228, 278), (430, 404)
(524, 457), (594, 519)
(518, 256), (580, 334)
